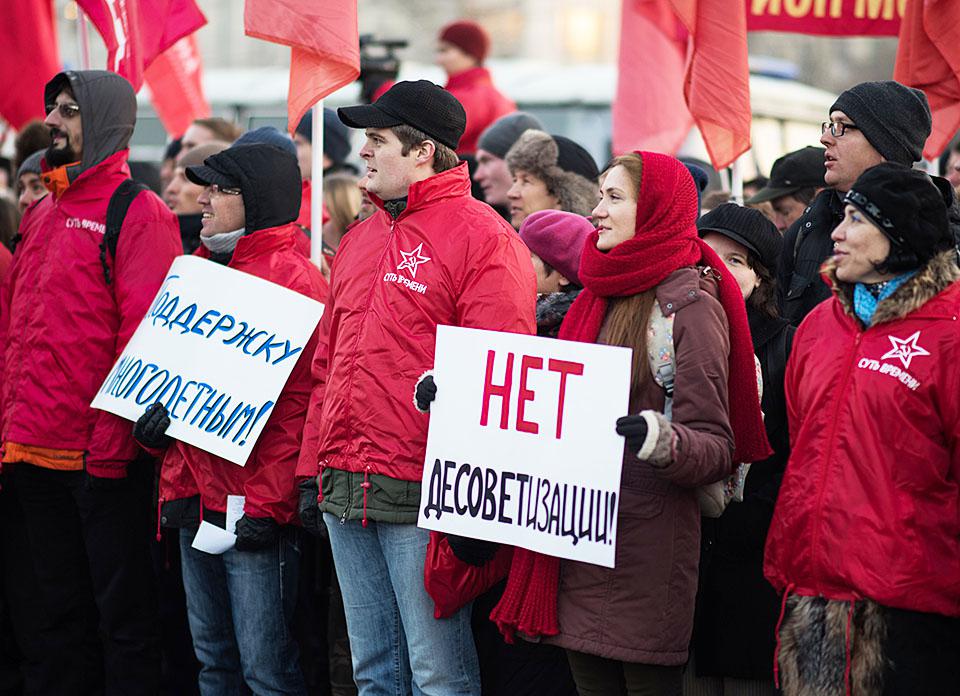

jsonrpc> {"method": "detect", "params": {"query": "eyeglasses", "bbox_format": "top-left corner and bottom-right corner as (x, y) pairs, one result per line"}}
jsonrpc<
(209, 184), (241, 196)
(45, 102), (81, 119)
(821, 121), (860, 138)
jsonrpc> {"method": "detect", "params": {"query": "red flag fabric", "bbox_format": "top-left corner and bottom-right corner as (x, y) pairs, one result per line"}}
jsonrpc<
(747, 0), (901, 36)
(144, 35), (210, 138)
(0, 0), (60, 129)
(244, 0), (360, 132)
(76, 0), (206, 90)
(894, 0), (960, 161)
(613, 0), (751, 170)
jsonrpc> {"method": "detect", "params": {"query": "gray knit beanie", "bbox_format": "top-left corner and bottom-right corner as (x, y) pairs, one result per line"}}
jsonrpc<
(477, 112), (543, 159)
(829, 81), (931, 165)
(16, 150), (44, 179)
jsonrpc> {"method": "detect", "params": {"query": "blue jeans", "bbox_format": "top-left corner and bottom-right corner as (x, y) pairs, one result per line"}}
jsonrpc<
(179, 528), (307, 696)
(323, 514), (480, 696)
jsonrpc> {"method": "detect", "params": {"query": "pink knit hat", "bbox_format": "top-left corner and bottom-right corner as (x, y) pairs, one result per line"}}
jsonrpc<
(518, 210), (594, 286)
(439, 20), (490, 63)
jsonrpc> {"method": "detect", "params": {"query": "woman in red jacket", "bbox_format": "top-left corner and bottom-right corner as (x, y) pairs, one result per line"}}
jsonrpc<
(491, 151), (770, 696)
(765, 163), (960, 696)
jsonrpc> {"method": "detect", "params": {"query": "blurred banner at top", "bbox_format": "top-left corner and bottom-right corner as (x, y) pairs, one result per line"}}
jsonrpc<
(76, 0), (207, 90)
(895, 0), (960, 160)
(0, 0), (61, 128)
(244, 0), (360, 132)
(144, 35), (211, 138)
(747, 0), (902, 36)
(613, 0), (751, 170)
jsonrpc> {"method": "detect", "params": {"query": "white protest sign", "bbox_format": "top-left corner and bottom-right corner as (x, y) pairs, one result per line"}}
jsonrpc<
(92, 255), (324, 466)
(417, 325), (632, 568)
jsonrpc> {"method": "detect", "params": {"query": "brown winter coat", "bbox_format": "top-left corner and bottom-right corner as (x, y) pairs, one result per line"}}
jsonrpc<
(546, 266), (735, 665)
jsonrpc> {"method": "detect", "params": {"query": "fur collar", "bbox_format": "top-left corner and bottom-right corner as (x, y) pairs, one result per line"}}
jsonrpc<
(822, 250), (960, 326)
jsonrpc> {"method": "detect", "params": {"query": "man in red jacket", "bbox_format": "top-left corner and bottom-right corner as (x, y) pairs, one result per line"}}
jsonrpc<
(436, 20), (516, 157)
(0, 70), (181, 695)
(135, 143), (328, 695)
(297, 80), (536, 695)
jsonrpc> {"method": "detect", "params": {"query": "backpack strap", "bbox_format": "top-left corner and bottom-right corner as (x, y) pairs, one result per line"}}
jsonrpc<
(646, 300), (676, 421)
(100, 179), (149, 285)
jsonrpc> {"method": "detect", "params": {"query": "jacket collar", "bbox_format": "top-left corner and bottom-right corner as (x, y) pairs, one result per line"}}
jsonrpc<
(445, 66), (492, 90)
(370, 162), (472, 219)
(46, 150), (130, 208)
(823, 249), (960, 326)
(195, 223), (298, 266)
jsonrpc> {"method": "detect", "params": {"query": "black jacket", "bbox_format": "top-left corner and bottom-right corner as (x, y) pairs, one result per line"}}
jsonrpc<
(693, 308), (794, 681)
(777, 189), (843, 326)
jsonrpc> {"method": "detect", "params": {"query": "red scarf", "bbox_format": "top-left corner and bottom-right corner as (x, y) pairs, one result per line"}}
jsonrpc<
(490, 151), (771, 642)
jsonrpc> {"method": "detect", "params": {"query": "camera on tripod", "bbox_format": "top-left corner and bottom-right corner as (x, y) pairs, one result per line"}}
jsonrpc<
(358, 35), (409, 103)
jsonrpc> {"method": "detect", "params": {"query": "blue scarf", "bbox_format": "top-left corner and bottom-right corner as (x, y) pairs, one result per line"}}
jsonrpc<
(853, 272), (916, 327)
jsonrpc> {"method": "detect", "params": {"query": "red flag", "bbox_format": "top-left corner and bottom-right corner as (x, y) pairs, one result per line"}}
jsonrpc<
(894, 0), (960, 160)
(747, 0), (901, 36)
(144, 35), (210, 138)
(613, 0), (751, 170)
(244, 0), (360, 132)
(77, 0), (206, 90)
(0, 0), (60, 128)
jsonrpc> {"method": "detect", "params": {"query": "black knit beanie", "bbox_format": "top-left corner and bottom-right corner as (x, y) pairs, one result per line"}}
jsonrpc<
(829, 81), (931, 165)
(844, 162), (950, 271)
(697, 203), (782, 274)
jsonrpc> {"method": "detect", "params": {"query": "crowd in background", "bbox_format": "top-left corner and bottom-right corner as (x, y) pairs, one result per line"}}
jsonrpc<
(1, 16), (959, 696)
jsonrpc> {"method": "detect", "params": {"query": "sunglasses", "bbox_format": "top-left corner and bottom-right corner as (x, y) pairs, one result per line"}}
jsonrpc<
(45, 102), (81, 119)
(210, 183), (242, 196)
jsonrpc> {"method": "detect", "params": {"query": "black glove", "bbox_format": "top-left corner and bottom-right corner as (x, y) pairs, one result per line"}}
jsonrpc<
(446, 534), (499, 567)
(297, 477), (327, 537)
(415, 374), (437, 413)
(616, 414), (649, 455)
(133, 403), (171, 450)
(234, 515), (281, 552)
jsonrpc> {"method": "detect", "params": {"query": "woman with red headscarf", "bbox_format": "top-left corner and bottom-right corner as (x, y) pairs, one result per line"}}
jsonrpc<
(491, 152), (771, 695)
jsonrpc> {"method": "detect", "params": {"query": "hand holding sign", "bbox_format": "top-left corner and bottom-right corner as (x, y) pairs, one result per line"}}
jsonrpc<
(418, 326), (632, 568)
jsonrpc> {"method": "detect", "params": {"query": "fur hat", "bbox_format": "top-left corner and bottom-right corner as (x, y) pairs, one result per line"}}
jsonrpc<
(505, 130), (599, 217)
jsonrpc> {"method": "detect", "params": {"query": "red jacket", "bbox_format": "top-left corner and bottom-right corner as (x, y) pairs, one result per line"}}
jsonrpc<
(445, 67), (516, 155)
(297, 163), (536, 482)
(764, 253), (960, 617)
(0, 150), (181, 477)
(158, 224), (328, 523)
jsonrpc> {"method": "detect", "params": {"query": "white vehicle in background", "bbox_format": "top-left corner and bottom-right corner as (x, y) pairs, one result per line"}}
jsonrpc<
(131, 58), (834, 179)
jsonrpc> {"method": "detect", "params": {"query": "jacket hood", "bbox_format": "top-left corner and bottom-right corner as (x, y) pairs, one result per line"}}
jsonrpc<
(189, 144), (302, 232)
(44, 71), (136, 182)
(823, 248), (960, 325)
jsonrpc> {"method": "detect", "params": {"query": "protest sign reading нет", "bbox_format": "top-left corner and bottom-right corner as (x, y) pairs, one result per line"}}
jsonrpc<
(418, 325), (632, 568)
(91, 255), (324, 466)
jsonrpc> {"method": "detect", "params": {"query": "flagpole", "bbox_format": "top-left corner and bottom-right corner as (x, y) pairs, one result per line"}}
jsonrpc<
(730, 156), (744, 205)
(77, 7), (92, 70)
(310, 101), (325, 268)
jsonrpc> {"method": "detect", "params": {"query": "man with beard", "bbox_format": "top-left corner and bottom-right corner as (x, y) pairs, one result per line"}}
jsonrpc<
(0, 70), (180, 695)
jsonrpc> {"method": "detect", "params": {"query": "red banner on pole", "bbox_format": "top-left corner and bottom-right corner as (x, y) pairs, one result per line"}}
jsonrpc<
(0, 0), (61, 129)
(144, 34), (210, 138)
(746, 0), (902, 36)
(77, 0), (206, 90)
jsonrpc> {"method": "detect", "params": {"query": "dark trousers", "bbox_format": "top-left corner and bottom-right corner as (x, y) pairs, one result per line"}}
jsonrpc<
(882, 607), (960, 696)
(11, 461), (159, 696)
(566, 650), (682, 696)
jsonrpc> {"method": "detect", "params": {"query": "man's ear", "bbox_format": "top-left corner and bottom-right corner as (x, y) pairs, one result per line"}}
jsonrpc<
(557, 274), (571, 288)
(415, 140), (436, 166)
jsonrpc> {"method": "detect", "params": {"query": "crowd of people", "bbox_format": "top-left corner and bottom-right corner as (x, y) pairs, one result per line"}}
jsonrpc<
(0, 16), (959, 696)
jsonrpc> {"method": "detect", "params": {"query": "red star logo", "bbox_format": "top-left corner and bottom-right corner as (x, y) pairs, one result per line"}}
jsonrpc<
(397, 243), (431, 278)
(880, 331), (930, 369)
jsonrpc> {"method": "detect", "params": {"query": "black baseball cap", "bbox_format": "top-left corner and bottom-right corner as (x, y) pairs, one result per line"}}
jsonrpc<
(747, 146), (826, 204)
(697, 203), (783, 273)
(338, 80), (467, 151)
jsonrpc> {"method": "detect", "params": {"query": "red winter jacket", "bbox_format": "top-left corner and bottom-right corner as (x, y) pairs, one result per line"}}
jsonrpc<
(764, 252), (960, 617)
(297, 162), (536, 483)
(0, 150), (181, 477)
(445, 67), (516, 155)
(158, 224), (328, 524)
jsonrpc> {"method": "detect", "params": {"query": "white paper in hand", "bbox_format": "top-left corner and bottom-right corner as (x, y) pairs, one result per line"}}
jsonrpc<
(191, 521), (236, 554)
(225, 495), (245, 534)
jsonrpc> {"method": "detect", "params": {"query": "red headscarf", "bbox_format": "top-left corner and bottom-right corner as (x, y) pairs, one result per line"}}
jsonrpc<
(490, 151), (771, 641)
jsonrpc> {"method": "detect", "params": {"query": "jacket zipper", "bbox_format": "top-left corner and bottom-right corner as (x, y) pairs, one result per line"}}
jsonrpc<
(808, 329), (862, 593)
